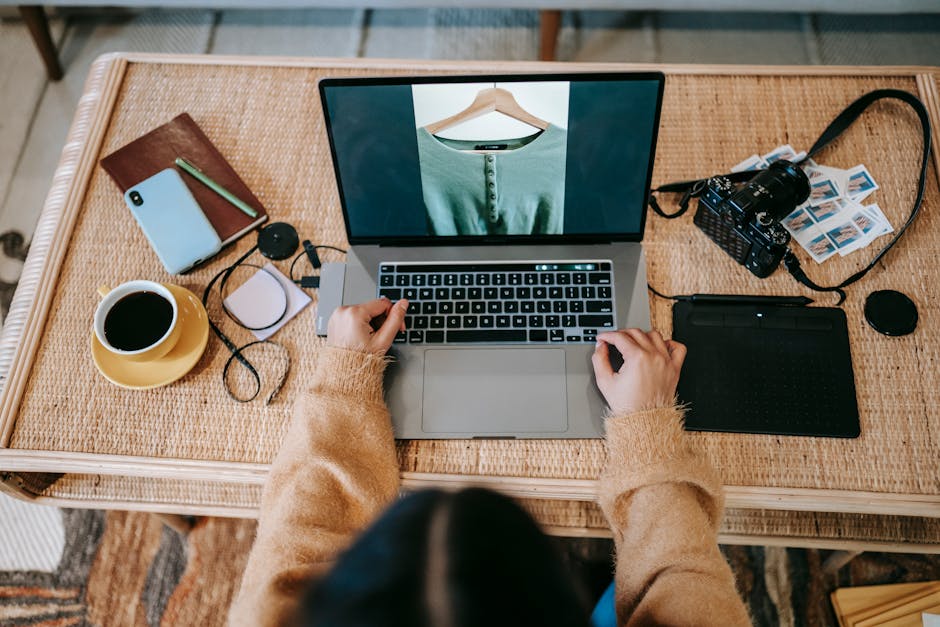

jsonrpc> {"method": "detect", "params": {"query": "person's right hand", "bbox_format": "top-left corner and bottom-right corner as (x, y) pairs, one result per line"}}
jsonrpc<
(326, 297), (408, 355)
(591, 329), (687, 415)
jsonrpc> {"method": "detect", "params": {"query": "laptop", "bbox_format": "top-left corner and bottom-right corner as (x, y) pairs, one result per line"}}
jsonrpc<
(319, 72), (665, 439)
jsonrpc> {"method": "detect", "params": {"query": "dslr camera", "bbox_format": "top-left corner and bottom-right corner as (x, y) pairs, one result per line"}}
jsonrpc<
(693, 160), (810, 278)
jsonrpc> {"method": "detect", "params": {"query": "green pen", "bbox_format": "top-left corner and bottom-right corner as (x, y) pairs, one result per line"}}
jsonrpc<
(174, 157), (258, 219)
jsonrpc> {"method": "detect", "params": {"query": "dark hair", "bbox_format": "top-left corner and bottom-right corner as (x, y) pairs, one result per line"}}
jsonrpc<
(295, 488), (591, 627)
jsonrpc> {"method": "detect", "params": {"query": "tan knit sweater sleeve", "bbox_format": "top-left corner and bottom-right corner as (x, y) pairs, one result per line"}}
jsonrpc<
(227, 346), (401, 627)
(599, 406), (751, 626)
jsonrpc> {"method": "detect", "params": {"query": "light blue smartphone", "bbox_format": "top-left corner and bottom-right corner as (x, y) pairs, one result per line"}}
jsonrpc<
(124, 168), (222, 274)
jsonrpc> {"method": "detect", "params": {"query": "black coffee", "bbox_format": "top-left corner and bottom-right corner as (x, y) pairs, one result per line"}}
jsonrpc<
(103, 291), (174, 351)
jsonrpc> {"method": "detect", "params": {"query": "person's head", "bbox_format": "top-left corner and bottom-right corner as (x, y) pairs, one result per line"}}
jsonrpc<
(294, 488), (592, 627)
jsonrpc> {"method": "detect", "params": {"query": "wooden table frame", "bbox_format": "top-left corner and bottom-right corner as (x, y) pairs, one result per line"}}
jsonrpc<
(1, 54), (939, 549)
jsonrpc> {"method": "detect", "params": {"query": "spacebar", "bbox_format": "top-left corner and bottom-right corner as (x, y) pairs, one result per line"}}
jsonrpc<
(446, 330), (527, 343)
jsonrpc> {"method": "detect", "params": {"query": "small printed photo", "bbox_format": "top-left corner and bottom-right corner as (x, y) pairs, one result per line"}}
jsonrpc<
(825, 221), (864, 249)
(731, 154), (767, 173)
(806, 233), (837, 262)
(846, 165), (878, 199)
(804, 166), (827, 182)
(782, 208), (814, 234)
(806, 199), (840, 222)
(851, 210), (877, 235)
(762, 144), (798, 165)
(865, 203), (894, 236)
(809, 179), (840, 203)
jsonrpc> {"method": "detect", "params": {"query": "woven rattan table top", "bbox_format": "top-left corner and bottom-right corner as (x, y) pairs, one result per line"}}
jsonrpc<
(0, 55), (938, 521)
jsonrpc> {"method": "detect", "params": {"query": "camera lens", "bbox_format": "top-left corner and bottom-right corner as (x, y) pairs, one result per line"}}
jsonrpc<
(742, 160), (810, 221)
(129, 191), (144, 207)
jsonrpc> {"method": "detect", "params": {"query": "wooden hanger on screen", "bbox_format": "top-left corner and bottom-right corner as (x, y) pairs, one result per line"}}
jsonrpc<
(425, 87), (549, 135)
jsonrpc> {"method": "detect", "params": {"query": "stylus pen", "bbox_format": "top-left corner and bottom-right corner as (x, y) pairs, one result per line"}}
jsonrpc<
(686, 294), (814, 306)
(174, 157), (258, 219)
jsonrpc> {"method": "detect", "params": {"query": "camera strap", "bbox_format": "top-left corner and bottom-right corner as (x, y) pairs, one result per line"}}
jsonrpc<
(649, 89), (932, 305)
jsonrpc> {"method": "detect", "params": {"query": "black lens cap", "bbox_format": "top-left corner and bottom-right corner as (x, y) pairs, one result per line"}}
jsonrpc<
(257, 222), (299, 260)
(864, 290), (918, 336)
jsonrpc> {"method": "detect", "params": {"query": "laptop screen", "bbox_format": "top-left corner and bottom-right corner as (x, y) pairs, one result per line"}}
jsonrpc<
(319, 72), (664, 245)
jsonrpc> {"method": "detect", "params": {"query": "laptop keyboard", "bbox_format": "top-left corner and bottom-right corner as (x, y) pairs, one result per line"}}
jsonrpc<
(377, 261), (616, 344)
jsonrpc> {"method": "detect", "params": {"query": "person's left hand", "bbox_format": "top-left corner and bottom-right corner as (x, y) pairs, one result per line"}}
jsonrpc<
(326, 297), (408, 354)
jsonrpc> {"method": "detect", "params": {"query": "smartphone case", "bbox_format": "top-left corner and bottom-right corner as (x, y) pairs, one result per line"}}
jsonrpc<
(125, 169), (222, 274)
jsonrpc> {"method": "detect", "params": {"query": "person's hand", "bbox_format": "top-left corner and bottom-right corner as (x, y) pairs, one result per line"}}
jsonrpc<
(326, 297), (408, 354)
(591, 329), (687, 415)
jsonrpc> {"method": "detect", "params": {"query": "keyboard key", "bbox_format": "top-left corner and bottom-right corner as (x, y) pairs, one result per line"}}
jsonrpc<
(475, 274), (490, 285)
(546, 315), (560, 327)
(420, 288), (433, 300)
(557, 273), (571, 285)
(407, 302), (420, 314)
(573, 273), (587, 284)
(586, 301), (613, 313)
(504, 301), (519, 313)
(516, 287), (531, 299)
(528, 315), (544, 327)
(428, 275), (442, 286)
(565, 287), (579, 299)
(583, 328), (598, 338)
(445, 274), (458, 286)
(468, 288), (482, 300)
(528, 329), (548, 342)
(379, 288), (401, 300)
(448, 329), (527, 343)
(598, 286), (612, 298)
(430, 316), (445, 328)
(413, 275), (426, 286)
(493, 274), (506, 285)
(422, 302), (437, 314)
(409, 330), (424, 343)
(550, 329), (565, 342)
(581, 286), (596, 299)
(426, 330), (445, 343)
(496, 315), (511, 327)
(553, 301), (568, 313)
(509, 274), (522, 285)
(566, 335), (581, 342)
(380, 265), (395, 274)
(460, 274), (473, 285)
(463, 315), (478, 328)
(404, 288), (418, 300)
(512, 315), (527, 327)
(484, 287), (498, 300)
(452, 288), (466, 300)
(396, 275), (410, 286)
(439, 302), (454, 314)
(435, 288), (449, 300)
(414, 316), (429, 329)
(471, 302), (485, 314)
(480, 315), (494, 327)
(394, 331), (406, 343)
(537, 301), (551, 313)
(589, 273), (611, 284)
(549, 287), (562, 299)
(500, 287), (514, 299)
(539, 274), (554, 285)
(380, 275), (394, 286)
(456, 302), (470, 314)
(570, 301), (584, 313)
(521, 301), (535, 313)
(579, 315), (614, 328)
(562, 315), (577, 327)
(488, 301), (502, 314)
(446, 316), (461, 328)
(533, 287), (547, 299)
(524, 273), (538, 285)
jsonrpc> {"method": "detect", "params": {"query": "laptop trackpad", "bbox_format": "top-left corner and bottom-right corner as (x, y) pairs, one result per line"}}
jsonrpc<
(422, 348), (568, 435)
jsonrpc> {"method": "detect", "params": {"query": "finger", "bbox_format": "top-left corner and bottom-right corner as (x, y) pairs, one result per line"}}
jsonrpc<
(624, 328), (655, 352)
(372, 299), (408, 349)
(646, 330), (669, 356)
(591, 339), (614, 381)
(665, 340), (687, 368)
(596, 330), (643, 361)
(356, 298), (394, 320)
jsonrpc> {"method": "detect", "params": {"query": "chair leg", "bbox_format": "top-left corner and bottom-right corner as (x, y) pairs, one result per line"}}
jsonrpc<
(18, 6), (63, 81)
(539, 10), (561, 61)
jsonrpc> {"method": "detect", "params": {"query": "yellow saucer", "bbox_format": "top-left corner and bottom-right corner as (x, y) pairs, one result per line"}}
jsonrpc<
(91, 284), (209, 390)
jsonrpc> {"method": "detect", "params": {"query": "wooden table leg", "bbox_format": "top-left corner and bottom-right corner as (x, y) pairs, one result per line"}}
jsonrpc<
(18, 6), (63, 81)
(539, 10), (561, 61)
(154, 513), (198, 536)
(822, 550), (863, 574)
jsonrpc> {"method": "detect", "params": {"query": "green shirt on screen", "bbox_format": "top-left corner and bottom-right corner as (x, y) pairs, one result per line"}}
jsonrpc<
(416, 124), (568, 236)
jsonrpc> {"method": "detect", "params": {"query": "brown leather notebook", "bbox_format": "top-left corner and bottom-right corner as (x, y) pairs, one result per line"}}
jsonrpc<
(100, 113), (268, 246)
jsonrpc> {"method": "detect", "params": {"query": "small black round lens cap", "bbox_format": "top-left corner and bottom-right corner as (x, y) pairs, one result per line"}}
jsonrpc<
(864, 290), (918, 336)
(257, 222), (299, 260)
